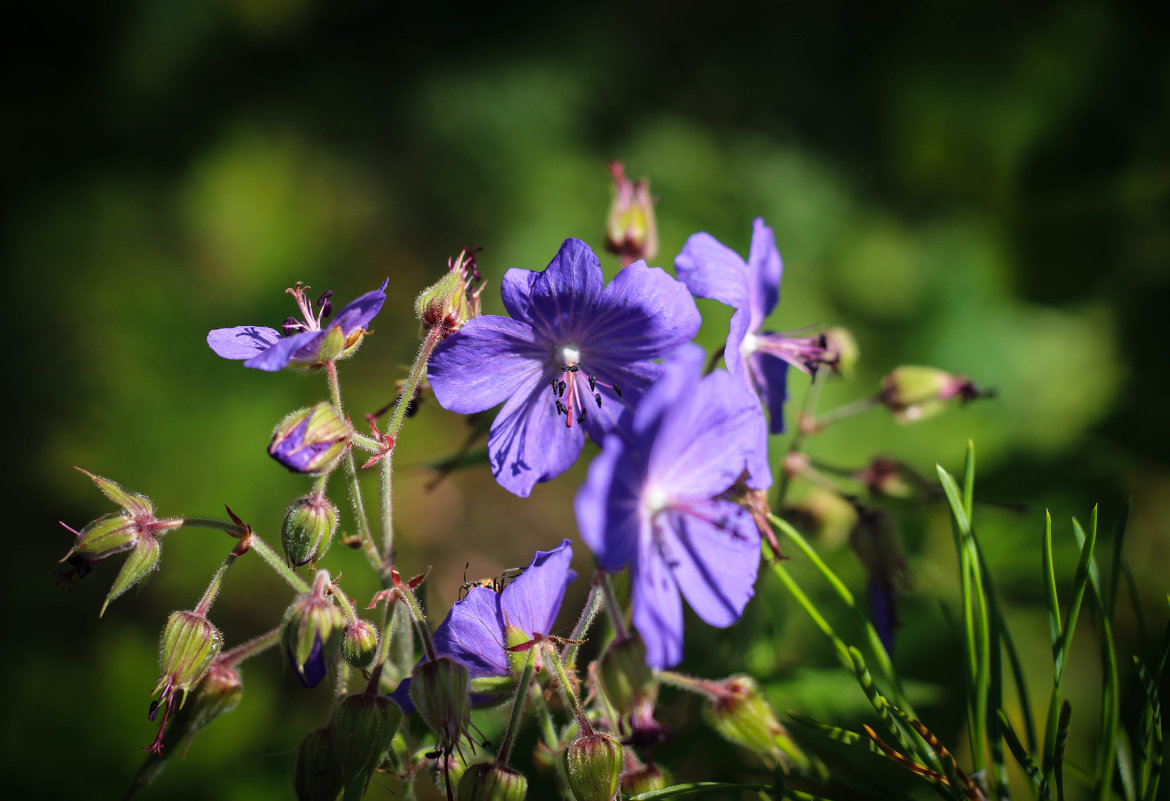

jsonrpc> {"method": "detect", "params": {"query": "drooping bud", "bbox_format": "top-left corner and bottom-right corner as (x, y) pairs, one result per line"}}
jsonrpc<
(457, 761), (528, 801)
(333, 691), (402, 797)
(416, 248), (485, 340)
(162, 659), (243, 750)
(562, 732), (623, 801)
(341, 619), (379, 670)
(294, 727), (344, 801)
(597, 636), (656, 717)
(880, 366), (984, 423)
(268, 402), (352, 475)
(281, 570), (346, 688)
(702, 675), (804, 770)
(604, 162), (658, 267)
(822, 326), (860, 379)
(282, 494), (340, 566)
(410, 657), (472, 751)
(145, 610), (223, 753)
(621, 762), (670, 795)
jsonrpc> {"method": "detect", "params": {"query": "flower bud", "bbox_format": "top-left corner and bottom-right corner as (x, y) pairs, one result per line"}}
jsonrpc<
(562, 732), (623, 801)
(604, 162), (658, 266)
(702, 675), (803, 770)
(282, 494), (339, 567)
(621, 762), (670, 795)
(822, 326), (860, 379)
(880, 366), (983, 423)
(341, 619), (379, 670)
(410, 657), (472, 749)
(156, 611), (223, 709)
(457, 762), (528, 801)
(597, 636), (656, 717)
(268, 402), (352, 476)
(294, 727), (344, 801)
(282, 571), (346, 688)
(159, 659), (243, 752)
(416, 248), (484, 340)
(333, 692), (402, 795)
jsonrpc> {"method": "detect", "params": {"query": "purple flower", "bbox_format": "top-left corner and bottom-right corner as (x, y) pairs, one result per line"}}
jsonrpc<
(427, 238), (700, 497)
(207, 279), (388, 371)
(575, 345), (767, 668)
(675, 219), (834, 434)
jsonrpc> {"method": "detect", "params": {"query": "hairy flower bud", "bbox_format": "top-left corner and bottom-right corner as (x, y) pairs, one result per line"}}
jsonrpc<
(880, 366), (983, 422)
(605, 162), (658, 266)
(410, 657), (472, 750)
(702, 675), (803, 770)
(333, 692), (402, 796)
(341, 619), (379, 670)
(163, 659), (243, 750)
(268, 402), (352, 475)
(145, 610), (223, 753)
(597, 636), (656, 716)
(282, 571), (346, 688)
(457, 762), (528, 801)
(294, 727), (344, 801)
(562, 732), (623, 801)
(621, 762), (670, 795)
(282, 494), (339, 567)
(416, 248), (484, 340)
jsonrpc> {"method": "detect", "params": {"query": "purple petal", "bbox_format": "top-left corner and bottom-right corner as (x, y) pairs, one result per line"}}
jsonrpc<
(242, 330), (323, 371)
(486, 380), (586, 497)
(664, 501), (760, 628)
(499, 539), (576, 637)
(631, 546), (685, 669)
(432, 587), (508, 678)
(746, 219), (781, 330)
(575, 433), (642, 571)
(674, 232), (750, 310)
(428, 316), (546, 414)
(207, 326), (284, 360)
(578, 359), (660, 442)
(868, 579), (898, 655)
(289, 632), (328, 688)
(330, 279), (389, 335)
(583, 261), (701, 363)
(523, 239), (606, 341)
(748, 350), (790, 436)
(629, 344), (708, 445)
(499, 267), (539, 321)
(722, 305), (753, 381)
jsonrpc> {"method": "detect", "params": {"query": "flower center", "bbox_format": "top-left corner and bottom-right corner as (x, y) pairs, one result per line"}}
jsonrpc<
(643, 485), (671, 518)
(743, 329), (837, 378)
(281, 283), (334, 336)
(548, 343), (623, 428)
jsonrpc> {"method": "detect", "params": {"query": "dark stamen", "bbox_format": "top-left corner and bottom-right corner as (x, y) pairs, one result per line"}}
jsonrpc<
(550, 378), (558, 394)
(282, 316), (300, 335)
(558, 380), (566, 397)
(576, 410), (586, 424)
(613, 383), (623, 398)
(588, 374), (597, 391)
(556, 401), (568, 416)
(594, 393), (602, 407)
(561, 364), (580, 373)
(316, 290), (334, 319)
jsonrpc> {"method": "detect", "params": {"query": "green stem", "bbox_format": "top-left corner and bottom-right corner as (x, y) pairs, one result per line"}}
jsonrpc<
(775, 379), (824, 508)
(543, 640), (590, 735)
(330, 582), (359, 625)
(530, 685), (560, 751)
(193, 549), (240, 616)
(396, 584), (438, 662)
(597, 570), (629, 639)
(219, 627), (280, 668)
(182, 518), (310, 594)
(562, 579), (605, 671)
(326, 361), (383, 572)
(497, 646), (538, 766)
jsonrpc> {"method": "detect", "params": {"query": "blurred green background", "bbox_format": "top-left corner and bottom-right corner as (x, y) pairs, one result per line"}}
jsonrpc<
(6, 0), (1168, 798)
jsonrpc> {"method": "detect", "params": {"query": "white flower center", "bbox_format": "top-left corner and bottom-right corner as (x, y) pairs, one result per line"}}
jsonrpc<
(643, 484), (670, 518)
(557, 344), (581, 365)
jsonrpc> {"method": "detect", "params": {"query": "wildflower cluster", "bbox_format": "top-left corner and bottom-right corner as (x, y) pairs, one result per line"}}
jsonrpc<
(57, 162), (1158, 801)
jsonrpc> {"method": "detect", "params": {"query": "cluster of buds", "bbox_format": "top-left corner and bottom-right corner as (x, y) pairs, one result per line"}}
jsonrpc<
(269, 402), (352, 475)
(57, 469), (184, 616)
(415, 247), (485, 340)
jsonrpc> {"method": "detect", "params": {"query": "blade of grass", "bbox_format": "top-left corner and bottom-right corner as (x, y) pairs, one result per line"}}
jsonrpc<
(1134, 656), (1164, 801)
(1054, 701), (1071, 801)
(1000, 710), (1053, 801)
(847, 646), (921, 761)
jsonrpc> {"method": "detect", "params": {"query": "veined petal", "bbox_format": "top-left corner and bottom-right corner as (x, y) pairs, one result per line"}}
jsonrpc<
(664, 501), (760, 628)
(207, 326), (284, 361)
(524, 238), (605, 341)
(428, 316), (546, 414)
(629, 344), (707, 446)
(243, 330), (324, 371)
(499, 267), (539, 322)
(575, 433), (643, 570)
(578, 359), (659, 441)
(631, 541), (684, 669)
(674, 232), (750, 310)
(499, 540), (576, 637)
(723, 306), (753, 381)
(746, 219), (781, 330)
(583, 261), (700, 362)
(331, 279), (389, 334)
(487, 379), (586, 497)
(748, 350), (789, 436)
(432, 587), (508, 678)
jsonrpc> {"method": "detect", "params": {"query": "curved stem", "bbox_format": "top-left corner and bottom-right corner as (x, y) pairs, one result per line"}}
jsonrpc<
(543, 640), (590, 735)
(497, 646), (537, 766)
(219, 627), (280, 668)
(326, 361), (383, 572)
(562, 580), (605, 671)
(194, 550), (240, 616)
(182, 518), (310, 594)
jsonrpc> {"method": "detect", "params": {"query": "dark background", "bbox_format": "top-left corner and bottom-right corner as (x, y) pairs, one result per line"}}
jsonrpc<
(5, 1), (1167, 798)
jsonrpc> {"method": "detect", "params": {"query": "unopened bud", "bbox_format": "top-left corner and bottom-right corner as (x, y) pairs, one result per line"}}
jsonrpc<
(410, 657), (472, 749)
(621, 762), (670, 795)
(703, 675), (803, 770)
(294, 727), (344, 801)
(562, 732), (623, 801)
(880, 366), (984, 423)
(282, 494), (339, 566)
(268, 402), (352, 475)
(333, 692), (402, 795)
(457, 762), (528, 801)
(597, 636), (656, 716)
(156, 611), (223, 708)
(281, 571), (346, 688)
(822, 327), (860, 379)
(341, 619), (379, 670)
(416, 248), (484, 339)
(605, 162), (658, 266)
(161, 660), (243, 751)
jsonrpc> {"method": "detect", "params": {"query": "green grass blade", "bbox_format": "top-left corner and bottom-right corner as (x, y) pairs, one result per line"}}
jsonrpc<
(1054, 700), (1071, 801)
(1043, 511), (1062, 680)
(1135, 657), (1164, 801)
(961, 440), (976, 520)
(999, 710), (1053, 801)
(627, 781), (779, 799)
(847, 646), (920, 761)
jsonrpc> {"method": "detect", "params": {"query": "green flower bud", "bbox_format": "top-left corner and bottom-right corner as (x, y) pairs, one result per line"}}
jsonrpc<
(156, 611), (223, 709)
(410, 657), (471, 749)
(562, 732), (623, 801)
(597, 636), (657, 717)
(415, 249), (484, 339)
(282, 494), (339, 567)
(605, 162), (658, 266)
(880, 366), (982, 423)
(341, 619), (379, 670)
(294, 727), (344, 801)
(333, 692), (402, 796)
(457, 762), (528, 801)
(269, 402), (352, 476)
(622, 763), (670, 795)
(281, 570), (346, 688)
(162, 660), (243, 750)
(504, 624), (531, 677)
(317, 322), (347, 363)
(702, 675), (804, 770)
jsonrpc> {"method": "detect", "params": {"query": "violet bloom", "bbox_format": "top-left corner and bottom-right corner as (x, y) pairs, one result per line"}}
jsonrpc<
(675, 219), (834, 434)
(575, 345), (767, 668)
(207, 279), (388, 371)
(427, 238), (699, 497)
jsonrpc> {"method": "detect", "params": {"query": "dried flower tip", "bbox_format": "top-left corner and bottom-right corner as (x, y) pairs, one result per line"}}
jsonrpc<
(281, 570), (346, 688)
(605, 162), (658, 266)
(332, 692), (402, 797)
(341, 619), (379, 670)
(294, 727), (344, 801)
(562, 732), (623, 801)
(268, 402), (352, 476)
(282, 494), (339, 567)
(457, 761), (528, 801)
(880, 366), (985, 423)
(416, 247), (485, 339)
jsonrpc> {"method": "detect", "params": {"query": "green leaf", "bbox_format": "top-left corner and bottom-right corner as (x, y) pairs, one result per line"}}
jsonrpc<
(999, 710), (1053, 801)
